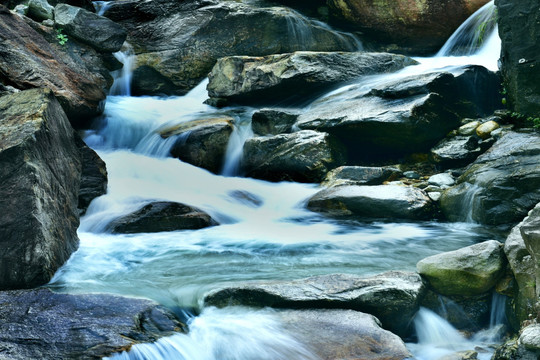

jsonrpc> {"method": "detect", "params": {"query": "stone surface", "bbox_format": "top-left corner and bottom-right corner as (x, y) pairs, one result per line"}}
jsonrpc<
(476, 120), (500, 139)
(107, 201), (218, 234)
(428, 173), (455, 188)
(204, 271), (425, 336)
(440, 131), (540, 225)
(417, 240), (505, 296)
(78, 139), (107, 215)
(54, 4), (127, 53)
(493, 336), (540, 360)
(207, 52), (417, 105)
(277, 309), (411, 360)
(520, 324), (540, 350)
(430, 136), (483, 168)
(251, 108), (299, 135)
(27, 0), (54, 21)
(459, 120), (481, 136)
(322, 165), (402, 187)
(242, 130), (346, 183)
(0, 89), (81, 290)
(439, 351), (478, 360)
(307, 184), (434, 221)
(0, 288), (184, 359)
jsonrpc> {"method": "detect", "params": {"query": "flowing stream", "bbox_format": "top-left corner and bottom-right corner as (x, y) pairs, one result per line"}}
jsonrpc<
(50, 1), (507, 359)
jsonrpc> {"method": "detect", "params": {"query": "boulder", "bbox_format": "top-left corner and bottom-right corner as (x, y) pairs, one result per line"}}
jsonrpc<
(493, 336), (540, 360)
(327, 0), (491, 54)
(307, 184), (434, 221)
(458, 120), (481, 136)
(49, 0), (95, 12)
(77, 140), (107, 215)
(417, 240), (506, 296)
(104, 0), (360, 95)
(54, 4), (127, 53)
(27, 0), (54, 21)
(430, 136), (483, 168)
(440, 131), (540, 225)
(322, 165), (402, 187)
(476, 120), (500, 139)
(162, 117), (234, 174)
(277, 309), (411, 360)
(496, 0), (540, 116)
(0, 8), (107, 123)
(0, 288), (183, 359)
(428, 173), (455, 188)
(0, 89), (81, 290)
(251, 108), (299, 135)
(297, 65), (501, 160)
(520, 324), (540, 351)
(207, 52), (417, 105)
(204, 271), (426, 336)
(241, 130), (346, 183)
(107, 201), (218, 234)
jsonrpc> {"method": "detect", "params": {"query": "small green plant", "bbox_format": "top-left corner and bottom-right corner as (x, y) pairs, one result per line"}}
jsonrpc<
(510, 112), (540, 129)
(56, 28), (68, 46)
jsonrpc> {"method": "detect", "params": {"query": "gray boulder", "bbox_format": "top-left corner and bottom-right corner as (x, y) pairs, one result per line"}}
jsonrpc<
(520, 324), (540, 351)
(0, 89), (81, 290)
(207, 51), (417, 105)
(322, 165), (402, 187)
(27, 0), (54, 21)
(417, 240), (505, 296)
(54, 4), (127, 53)
(78, 140), (107, 215)
(430, 135), (483, 168)
(204, 271), (426, 336)
(242, 130), (346, 183)
(0, 288), (183, 359)
(428, 173), (455, 188)
(440, 131), (540, 225)
(307, 184), (434, 220)
(251, 108), (299, 135)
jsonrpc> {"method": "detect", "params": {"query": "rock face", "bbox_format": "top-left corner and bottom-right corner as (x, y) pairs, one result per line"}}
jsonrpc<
(104, 0), (360, 95)
(417, 240), (505, 296)
(0, 288), (183, 359)
(204, 271), (425, 336)
(496, 0), (540, 116)
(440, 131), (540, 225)
(207, 52), (417, 105)
(0, 89), (81, 290)
(78, 139), (107, 215)
(322, 166), (402, 187)
(107, 201), (218, 234)
(297, 66), (500, 160)
(241, 130), (346, 183)
(307, 185), (434, 220)
(327, 0), (490, 54)
(277, 309), (411, 360)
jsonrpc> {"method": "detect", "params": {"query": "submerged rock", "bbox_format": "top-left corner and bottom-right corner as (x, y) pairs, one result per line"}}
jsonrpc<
(107, 201), (218, 234)
(241, 130), (346, 183)
(307, 184), (434, 221)
(0, 89), (81, 290)
(0, 288), (183, 359)
(204, 271), (425, 337)
(322, 165), (402, 187)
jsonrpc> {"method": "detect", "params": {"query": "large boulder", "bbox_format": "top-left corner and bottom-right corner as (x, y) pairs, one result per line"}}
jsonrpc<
(327, 0), (491, 54)
(0, 89), (81, 290)
(496, 0), (540, 116)
(307, 184), (434, 221)
(241, 130), (346, 183)
(440, 131), (540, 225)
(207, 52), (417, 105)
(277, 309), (411, 360)
(0, 288), (183, 359)
(297, 65), (501, 160)
(417, 240), (506, 297)
(104, 0), (360, 95)
(204, 271), (426, 337)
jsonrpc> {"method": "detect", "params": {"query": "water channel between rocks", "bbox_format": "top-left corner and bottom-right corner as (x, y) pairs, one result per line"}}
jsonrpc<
(48, 1), (507, 359)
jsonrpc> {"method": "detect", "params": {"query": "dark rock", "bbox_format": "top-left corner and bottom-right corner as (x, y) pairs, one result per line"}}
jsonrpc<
(277, 309), (411, 360)
(251, 108), (299, 136)
(0, 288), (184, 359)
(203, 271), (426, 337)
(0, 89), (81, 290)
(77, 138), (107, 215)
(49, 0), (95, 12)
(132, 65), (177, 97)
(496, 0), (540, 116)
(107, 201), (218, 234)
(430, 136), (483, 168)
(207, 52), (417, 105)
(493, 335), (540, 360)
(241, 130), (346, 183)
(297, 66), (501, 160)
(322, 165), (402, 187)
(307, 184), (434, 221)
(440, 131), (540, 225)
(27, 0), (54, 21)
(54, 4), (127, 53)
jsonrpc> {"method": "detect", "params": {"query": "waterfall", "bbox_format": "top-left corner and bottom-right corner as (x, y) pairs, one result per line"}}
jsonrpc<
(110, 44), (135, 96)
(94, 1), (111, 16)
(221, 115), (254, 176)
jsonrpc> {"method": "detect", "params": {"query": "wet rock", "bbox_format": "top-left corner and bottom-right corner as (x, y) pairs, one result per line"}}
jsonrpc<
(204, 271), (426, 337)
(0, 288), (184, 359)
(107, 201), (218, 234)
(403, 170), (421, 180)
(0, 89), (81, 290)
(476, 120), (500, 139)
(417, 240), (505, 297)
(459, 120), (481, 136)
(307, 184), (434, 221)
(251, 108), (299, 135)
(27, 0), (54, 21)
(131, 65), (177, 97)
(77, 139), (107, 215)
(54, 4), (127, 53)
(430, 136), (483, 168)
(322, 166), (402, 187)
(277, 309), (411, 360)
(162, 117), (234, 174)
(49, 0), (95, 12)
(297, 66), (500, 160)
(520, 324), (540, 350)
(207, 52), (417, 105)
(241, 130), (346, 183)
(493, 336), (540, 360)
(428, 173), (455, 188)
(440, 131), (540, 225)
(439, 350), (478, 360)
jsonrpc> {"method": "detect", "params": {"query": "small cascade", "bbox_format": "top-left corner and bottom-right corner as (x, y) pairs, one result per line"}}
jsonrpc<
(110, 44), (135, 96)
(473, 293), (508, 343)
(93, 1), (111, 16)
(222, 116), (254, 176)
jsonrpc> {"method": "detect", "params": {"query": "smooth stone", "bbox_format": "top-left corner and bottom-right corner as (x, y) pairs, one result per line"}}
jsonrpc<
(428, 173), (455, 187)
(476, 120), (500, 139)
(322, 165), (402, 187)
(520, 324), (540, 350)
(27, 0), (54, 21)
(458, 120), (481, 136)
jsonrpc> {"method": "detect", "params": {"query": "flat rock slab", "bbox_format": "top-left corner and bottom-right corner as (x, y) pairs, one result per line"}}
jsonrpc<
(0, 288), (183, 359)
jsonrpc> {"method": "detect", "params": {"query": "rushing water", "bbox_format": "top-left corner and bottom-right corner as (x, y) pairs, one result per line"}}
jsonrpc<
(49, 1), (507, 359)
